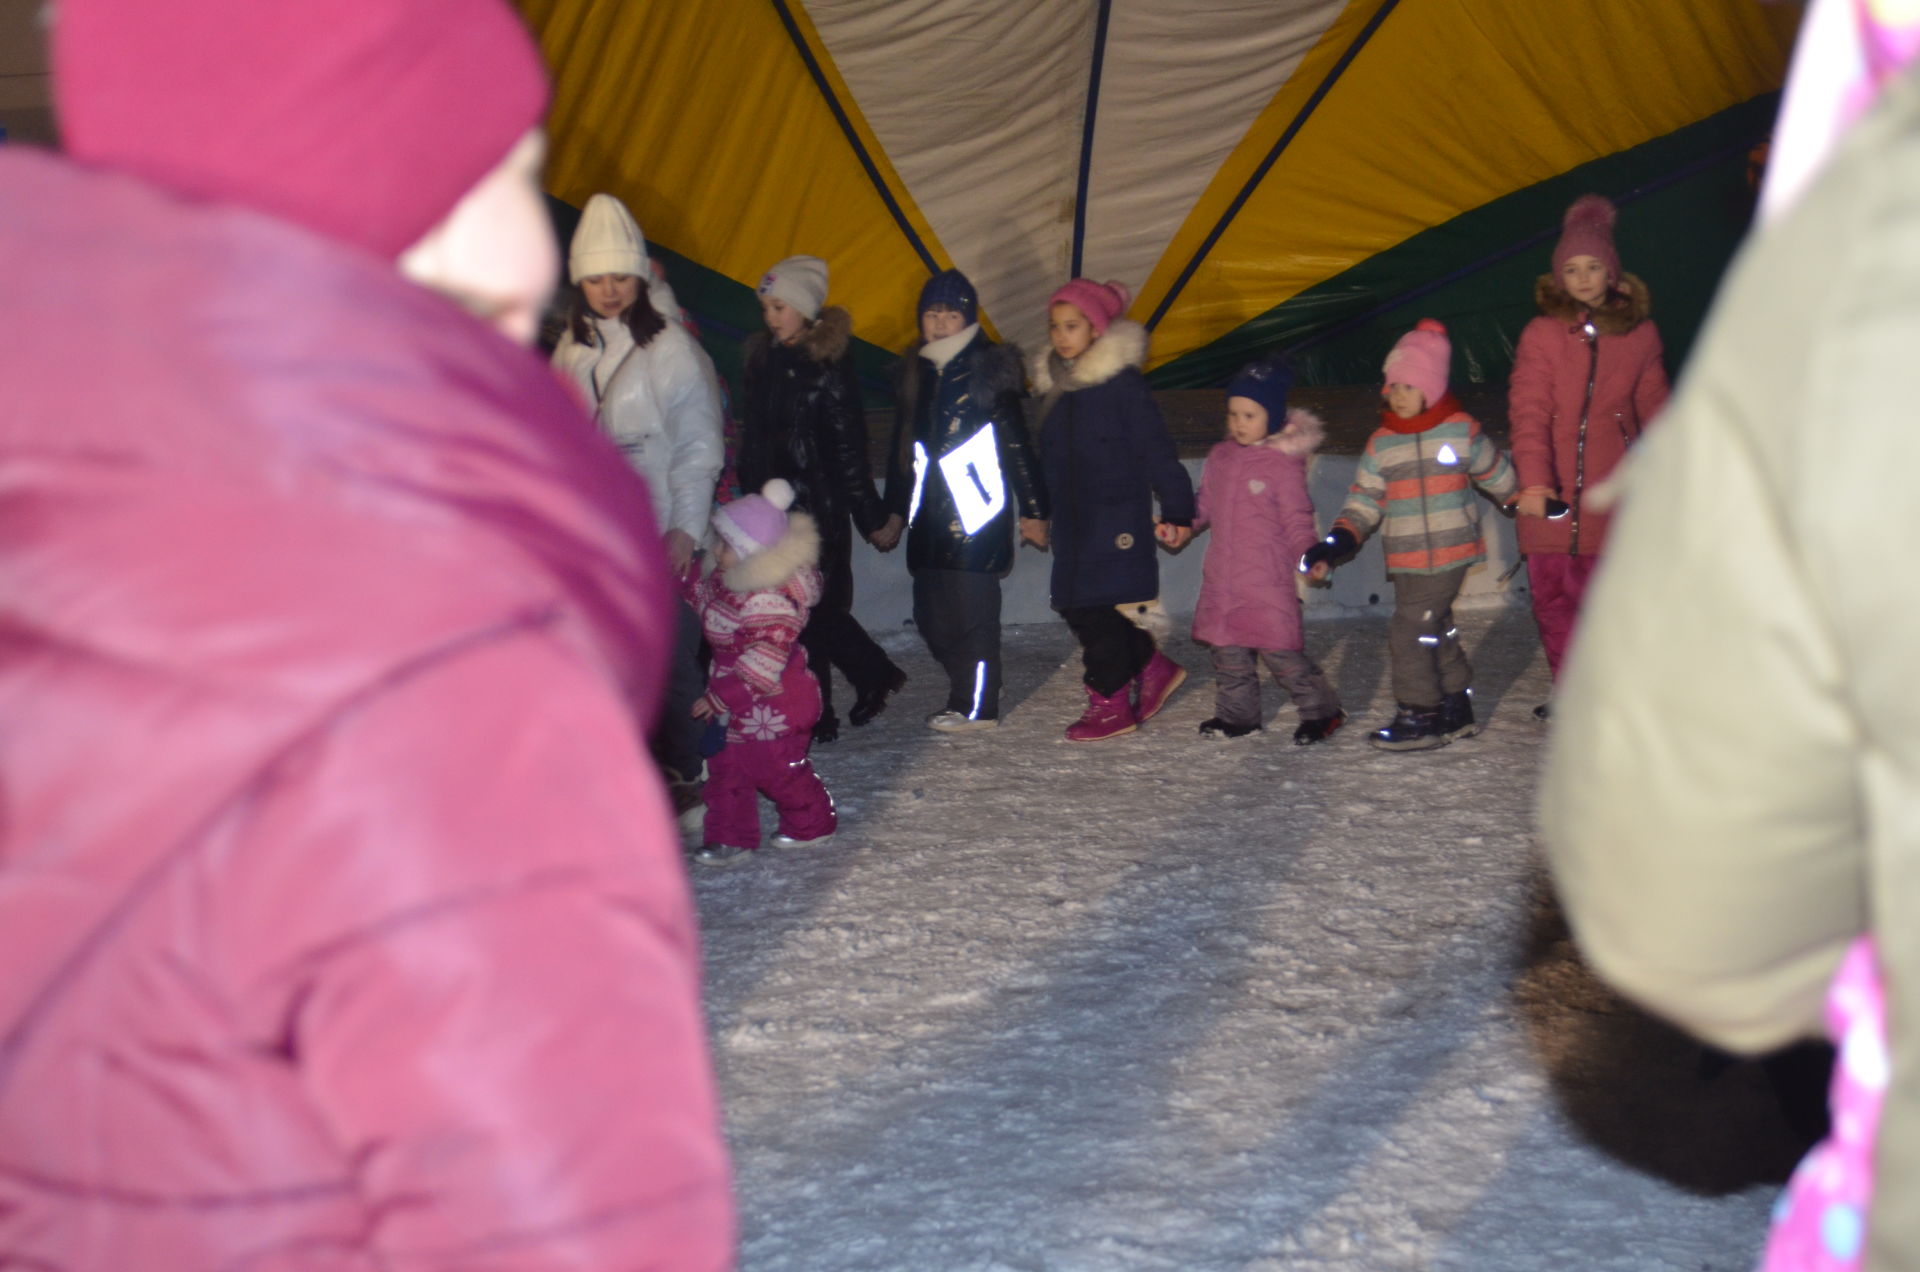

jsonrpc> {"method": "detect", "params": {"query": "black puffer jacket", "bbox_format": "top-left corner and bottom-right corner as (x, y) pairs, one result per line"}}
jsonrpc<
(739, 307), (886, 612)
(884, 329), (1048, 576)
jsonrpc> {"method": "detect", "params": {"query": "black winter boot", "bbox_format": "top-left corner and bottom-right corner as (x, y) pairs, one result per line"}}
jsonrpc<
(1198, 716), (1261, 739)
(1368, 703), (1450, 751)
(1439, 689), (1481, 740)
(1291, 712), (1347, 745)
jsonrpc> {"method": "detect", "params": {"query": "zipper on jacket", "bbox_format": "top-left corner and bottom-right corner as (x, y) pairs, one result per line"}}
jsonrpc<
(1569, 318), (1599, 555)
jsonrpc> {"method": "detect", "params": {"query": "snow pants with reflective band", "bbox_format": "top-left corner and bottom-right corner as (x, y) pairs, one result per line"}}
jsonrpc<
(1526, 552), (1602, 682)
(1386, 567), (1472, 708)
(702, 731), (836, 850)
(1209, 646), (1340, 728)
(913, 568), (1003, 720)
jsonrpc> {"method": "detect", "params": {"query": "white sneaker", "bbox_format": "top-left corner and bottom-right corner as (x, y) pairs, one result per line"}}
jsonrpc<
(928, 711), (999, 733)
(768, 831), (835, 849)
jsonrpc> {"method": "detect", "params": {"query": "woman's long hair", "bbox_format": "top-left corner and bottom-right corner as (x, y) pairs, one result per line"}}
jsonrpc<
(567, 277), (667, 349)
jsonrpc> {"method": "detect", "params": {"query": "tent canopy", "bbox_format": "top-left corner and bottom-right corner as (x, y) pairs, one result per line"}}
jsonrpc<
(519, 0), (1799, 398)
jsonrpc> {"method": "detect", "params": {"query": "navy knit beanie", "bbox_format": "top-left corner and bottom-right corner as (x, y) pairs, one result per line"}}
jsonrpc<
(918, 268), (978, 326)
(1226, 356), (1294, 434)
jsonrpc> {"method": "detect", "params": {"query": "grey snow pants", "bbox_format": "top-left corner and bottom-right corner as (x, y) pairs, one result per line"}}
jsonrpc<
(1208, 646), (1341, 728)
(1386, 566), (1472, 708)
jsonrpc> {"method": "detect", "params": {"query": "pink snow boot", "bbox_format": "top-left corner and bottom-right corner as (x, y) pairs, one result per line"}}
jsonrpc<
(1132, 650), (1187, 723)
(1065, 684), (1137, 741)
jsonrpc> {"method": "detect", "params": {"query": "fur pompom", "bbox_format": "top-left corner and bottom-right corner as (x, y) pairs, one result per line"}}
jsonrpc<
(761, 478), (795, 512)
(1102, 279), (1134, 311)
(1562, 193), (1617, 234)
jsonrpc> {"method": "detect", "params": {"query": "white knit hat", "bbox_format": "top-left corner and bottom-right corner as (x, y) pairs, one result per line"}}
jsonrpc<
(757, 255), (829, 320)
(569, 193), (647, 284)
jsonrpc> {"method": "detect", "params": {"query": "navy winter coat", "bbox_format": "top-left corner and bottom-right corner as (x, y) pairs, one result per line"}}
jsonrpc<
(884, 328), (1048, 576)
(1030, 320), (1195, 609)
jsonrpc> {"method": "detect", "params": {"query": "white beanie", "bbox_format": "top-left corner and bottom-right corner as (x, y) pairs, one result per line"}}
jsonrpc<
(757, 255), (829, 320)
(569, 193), (648, 284)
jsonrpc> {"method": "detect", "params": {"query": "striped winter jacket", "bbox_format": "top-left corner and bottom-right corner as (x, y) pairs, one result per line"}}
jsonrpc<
(1334, 395), (1516, 575)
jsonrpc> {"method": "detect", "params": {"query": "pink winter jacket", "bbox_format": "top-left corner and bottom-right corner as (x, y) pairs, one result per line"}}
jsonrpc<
(1508, 275), (1670, 556)
(0, 149), (733, 1269)
(1191, 409), (1325, 652)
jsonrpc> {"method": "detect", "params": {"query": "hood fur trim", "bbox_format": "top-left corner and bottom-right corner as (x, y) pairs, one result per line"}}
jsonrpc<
(722, 510), (820, 593)
(1263, 407), (1325, 458)
(745, 304), (853, 368)
(1028, 318), (1148, 394)
(1533, 272), (1651, 335)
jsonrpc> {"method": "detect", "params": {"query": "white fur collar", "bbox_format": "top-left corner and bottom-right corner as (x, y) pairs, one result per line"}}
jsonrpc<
(721, 511), (820, 593)
(922, 323), (979, 372)
(1028, 319), (1148, 394)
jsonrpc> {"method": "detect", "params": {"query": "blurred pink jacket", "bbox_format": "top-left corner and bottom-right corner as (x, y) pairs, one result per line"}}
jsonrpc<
(1191, 408), (1325, 652)
(0, 147), (733, 1270)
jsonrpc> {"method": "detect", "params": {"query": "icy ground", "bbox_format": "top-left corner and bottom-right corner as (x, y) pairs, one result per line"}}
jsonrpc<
(691, 606), (1813, 1271)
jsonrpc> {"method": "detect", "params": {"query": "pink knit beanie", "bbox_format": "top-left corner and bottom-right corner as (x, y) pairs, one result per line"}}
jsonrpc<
(1381, 319), (1451, 407)
(54, 0), (549, 261)
(1049, 279), (1132, 336)
(713, 480), (796, 557)
(1552, 195), (1622, 280)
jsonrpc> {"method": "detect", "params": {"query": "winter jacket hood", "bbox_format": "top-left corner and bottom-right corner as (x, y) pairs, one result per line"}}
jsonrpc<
(1029, 318), (1149, 395)
(1533, 271), (1653, 336)
(745, 304), (853, 366)
(1264, 404), (1326, 458)
(0, 147), (730, 1268)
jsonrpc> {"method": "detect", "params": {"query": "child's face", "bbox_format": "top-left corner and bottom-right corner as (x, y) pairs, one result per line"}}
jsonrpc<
(761, 296), (809, 344)
(921, 304), (967, 343)
(1226, 396), (1269, 445)
(1559, 254), (1610, 307)
(582, 273), (640, 319)
(1386, 382), (1427, 419)
(1049, 302), (1095, 361)
(714, 540), (739, 572)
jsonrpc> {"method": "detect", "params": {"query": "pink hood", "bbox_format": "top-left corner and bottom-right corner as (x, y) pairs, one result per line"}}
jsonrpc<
(0, 148), (732, 1268)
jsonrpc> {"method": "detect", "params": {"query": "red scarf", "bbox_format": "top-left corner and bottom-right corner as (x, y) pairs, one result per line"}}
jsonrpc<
(1379, 392), (1464, 435)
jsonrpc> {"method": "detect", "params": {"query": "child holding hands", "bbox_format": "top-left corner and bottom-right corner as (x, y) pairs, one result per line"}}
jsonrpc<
(682, 479), (837, 865)
(1303, 319), (1515, 751)
(1031, 279), (1196, 742)
(1190, 357), (1344, 742)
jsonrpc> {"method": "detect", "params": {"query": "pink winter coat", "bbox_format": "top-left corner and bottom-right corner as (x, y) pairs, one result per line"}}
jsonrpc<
(0, 149), (732, 1269)
(1191, 408), (1325, 651)
(683, 515), (826, 743)
(1508, 274), (1671, 556)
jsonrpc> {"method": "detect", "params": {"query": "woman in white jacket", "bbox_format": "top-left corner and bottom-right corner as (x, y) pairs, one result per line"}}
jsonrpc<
(553, 193), (723, 820)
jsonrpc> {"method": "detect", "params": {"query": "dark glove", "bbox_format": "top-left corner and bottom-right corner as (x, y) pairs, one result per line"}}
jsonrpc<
(1299, 527), (1358, 574)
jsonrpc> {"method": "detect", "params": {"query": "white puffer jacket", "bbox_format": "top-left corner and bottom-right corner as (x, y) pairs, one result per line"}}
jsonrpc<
(552, 286), (724, 543)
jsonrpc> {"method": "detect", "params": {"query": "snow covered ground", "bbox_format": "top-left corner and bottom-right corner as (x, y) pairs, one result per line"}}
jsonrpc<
(690, 605), (1812, 1271)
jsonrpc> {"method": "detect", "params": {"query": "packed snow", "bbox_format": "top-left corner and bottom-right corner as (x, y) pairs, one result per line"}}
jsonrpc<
(690, 604), (1811, 1271)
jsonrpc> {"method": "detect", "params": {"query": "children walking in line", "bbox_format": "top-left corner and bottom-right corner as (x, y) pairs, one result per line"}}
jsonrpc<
(1303, 319), (1515, 751)
(682, 479), (836, 866)
(883, 268), (1049, 731)
(1507, 195), (1669, 719)
(1031, 278), (1196, 742)
(1191, 357), (1345, 743)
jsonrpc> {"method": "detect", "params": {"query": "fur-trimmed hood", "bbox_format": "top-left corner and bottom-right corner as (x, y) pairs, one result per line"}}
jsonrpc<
(1534, 272), (1652, 335)
(745, 304), (852, 367)
(720, 510), (821, 594)
(1258, 406), (1325, 458)
(1028, 318), (1148, 394)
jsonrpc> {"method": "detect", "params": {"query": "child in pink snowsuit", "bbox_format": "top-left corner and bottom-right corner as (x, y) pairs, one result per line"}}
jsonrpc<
(683, 479), (836, 865)
(1762, 936), (1887, 1271)
(1190, 356), (1344, 744)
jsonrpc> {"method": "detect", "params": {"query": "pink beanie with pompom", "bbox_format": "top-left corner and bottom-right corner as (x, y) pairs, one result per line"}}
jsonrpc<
(1382, 319), (1451, 407)
(1049, 279), (1132, 336)
(1552, 194), (1622, 280)
(713, 479), (796, 557)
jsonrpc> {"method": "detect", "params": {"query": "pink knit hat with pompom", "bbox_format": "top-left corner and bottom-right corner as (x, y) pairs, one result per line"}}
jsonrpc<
(1381, 318), (1451, 407)
(713, 479), (797, 557)
(1552, 194), (1622, 280)
(1049, 279), (1132, 336)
